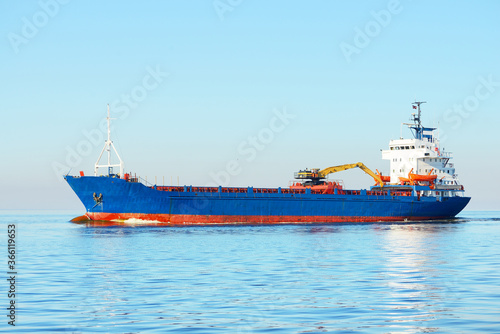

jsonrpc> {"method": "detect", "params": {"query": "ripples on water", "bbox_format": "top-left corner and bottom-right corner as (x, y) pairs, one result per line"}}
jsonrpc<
(2, 211), (500, 333)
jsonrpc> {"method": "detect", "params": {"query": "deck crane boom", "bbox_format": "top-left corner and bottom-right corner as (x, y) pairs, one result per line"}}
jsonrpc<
(295, 162), (385, 187)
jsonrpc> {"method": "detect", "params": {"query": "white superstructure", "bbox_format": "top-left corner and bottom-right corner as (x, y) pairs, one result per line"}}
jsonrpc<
(381, 102), (461, 189)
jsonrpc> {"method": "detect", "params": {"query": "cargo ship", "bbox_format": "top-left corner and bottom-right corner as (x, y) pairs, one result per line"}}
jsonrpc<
(65, 102), (470, 224)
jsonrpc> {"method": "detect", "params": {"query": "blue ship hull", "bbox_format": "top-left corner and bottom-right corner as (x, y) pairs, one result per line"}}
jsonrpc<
(65, 175), (470, 224)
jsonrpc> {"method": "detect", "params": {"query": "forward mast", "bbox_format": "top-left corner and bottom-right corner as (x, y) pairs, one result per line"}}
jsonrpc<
(94, 104), (124, 177)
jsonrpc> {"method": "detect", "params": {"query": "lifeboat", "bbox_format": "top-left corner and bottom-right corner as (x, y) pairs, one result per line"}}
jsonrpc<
(409, 173), (437, 182)
(409, 168), (437, 183)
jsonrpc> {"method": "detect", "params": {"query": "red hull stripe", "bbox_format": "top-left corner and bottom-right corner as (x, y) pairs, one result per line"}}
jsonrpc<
(85, 212), (443, 225)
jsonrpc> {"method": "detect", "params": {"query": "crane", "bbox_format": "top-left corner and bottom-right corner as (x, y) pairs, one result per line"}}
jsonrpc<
(295, 162), (385, 187)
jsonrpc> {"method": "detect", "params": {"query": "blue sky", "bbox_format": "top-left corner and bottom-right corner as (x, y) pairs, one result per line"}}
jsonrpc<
(1, 0), (499, 210)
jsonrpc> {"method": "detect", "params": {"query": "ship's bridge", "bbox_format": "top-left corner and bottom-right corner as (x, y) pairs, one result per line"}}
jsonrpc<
(382, 136), (457, 185)
(411, 126), (436, 141)
(381, 103), (460, 187)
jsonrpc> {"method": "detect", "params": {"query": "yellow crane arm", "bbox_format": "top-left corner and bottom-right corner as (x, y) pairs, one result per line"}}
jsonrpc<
(319, 162), (384, 187)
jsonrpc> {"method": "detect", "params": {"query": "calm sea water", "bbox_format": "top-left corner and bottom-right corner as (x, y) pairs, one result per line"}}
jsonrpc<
(1, 211), (500, 333)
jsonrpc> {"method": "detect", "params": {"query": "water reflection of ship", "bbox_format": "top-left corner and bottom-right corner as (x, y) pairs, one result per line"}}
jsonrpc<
(379, 224), (460, 330)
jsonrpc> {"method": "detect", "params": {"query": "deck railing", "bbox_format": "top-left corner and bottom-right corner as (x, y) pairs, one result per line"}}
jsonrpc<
(145, 185), (415, 198)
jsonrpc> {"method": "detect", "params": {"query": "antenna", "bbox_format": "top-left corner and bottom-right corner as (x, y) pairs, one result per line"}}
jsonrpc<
(94, 104), (124, 177)
(411, 101), (426, 128)
(403, 101), (427, 140)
